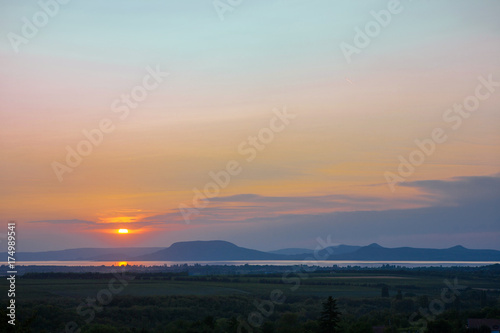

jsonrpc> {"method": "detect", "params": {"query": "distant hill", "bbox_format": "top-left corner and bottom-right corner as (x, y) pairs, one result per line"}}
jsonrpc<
(332, 243), (500, 261)
(269, 245), (360, 256)
(4, 247), (164, 261)
(323, 245), (362, 256)
(4, 241), (500, 262)
(132, 242), (500, 261)
(268, 248), (314, 255)
(135, 240), (289, 261)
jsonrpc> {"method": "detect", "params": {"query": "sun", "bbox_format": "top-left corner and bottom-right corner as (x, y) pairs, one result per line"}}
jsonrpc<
(118, 229), (129, 234)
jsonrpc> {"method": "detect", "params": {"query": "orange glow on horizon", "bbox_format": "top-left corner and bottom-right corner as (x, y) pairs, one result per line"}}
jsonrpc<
(104, 216), (134, 224)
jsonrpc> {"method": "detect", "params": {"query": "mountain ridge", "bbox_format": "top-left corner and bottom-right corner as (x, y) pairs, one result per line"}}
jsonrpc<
(133, 240), (289, 261)
(3, 241), (500, 262)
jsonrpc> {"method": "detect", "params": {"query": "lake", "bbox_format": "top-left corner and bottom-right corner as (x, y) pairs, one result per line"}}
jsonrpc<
(12, 260), (500, 268)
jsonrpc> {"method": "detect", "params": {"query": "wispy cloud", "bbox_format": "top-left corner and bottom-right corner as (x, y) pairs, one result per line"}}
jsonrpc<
(400, 173), (500, 205)
(29, 219), (95, 225)
(27, 218), (165, 230)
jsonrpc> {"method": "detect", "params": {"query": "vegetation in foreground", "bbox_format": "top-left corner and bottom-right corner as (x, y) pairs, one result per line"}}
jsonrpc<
(0, 265), (499, 332)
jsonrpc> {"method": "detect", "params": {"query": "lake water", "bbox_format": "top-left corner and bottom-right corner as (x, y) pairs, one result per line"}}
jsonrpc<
(12, 260), (500, 268)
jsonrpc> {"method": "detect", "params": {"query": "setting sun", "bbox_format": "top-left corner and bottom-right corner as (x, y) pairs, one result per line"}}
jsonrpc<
(118, 229), (129, 234)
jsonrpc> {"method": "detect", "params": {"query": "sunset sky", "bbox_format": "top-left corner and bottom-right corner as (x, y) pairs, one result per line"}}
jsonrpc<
(1, 0), (499, 252)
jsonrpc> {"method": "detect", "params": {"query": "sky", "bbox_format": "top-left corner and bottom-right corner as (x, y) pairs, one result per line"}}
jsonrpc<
(1, 0), (499, 252)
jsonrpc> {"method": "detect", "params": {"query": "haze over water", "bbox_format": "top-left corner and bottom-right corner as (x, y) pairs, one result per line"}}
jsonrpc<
(12, 260), (500, 268)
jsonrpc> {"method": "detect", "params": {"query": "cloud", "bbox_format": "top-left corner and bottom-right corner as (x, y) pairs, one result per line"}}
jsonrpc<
(28, 219), (96, 225)
(27, 218), (165, 230)
(142, 192), (414, 225)
(208, 192), (413, 211)
(210, 193), (383, 204)
(145, 174), (500, 226)
(26, 174), (500, 250)
(401, 173), (500, 205)
(186, 174), (500, 250)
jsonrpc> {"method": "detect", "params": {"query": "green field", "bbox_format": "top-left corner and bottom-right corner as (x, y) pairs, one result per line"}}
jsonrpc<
(1, 267), (500, 332)
(13, 271), (500, 298)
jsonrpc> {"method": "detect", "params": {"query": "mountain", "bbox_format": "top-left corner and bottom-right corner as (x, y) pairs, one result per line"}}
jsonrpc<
(323, 245), (361, 256)
(134, 242), (500, 261)
(3, 247), (164, 261)
(4, 241), (500, 262)
(328, 243), (500, 261)
(135, 240), (289, 261)
(268, 248), (314, 255)
(269, 245), (360, 256)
